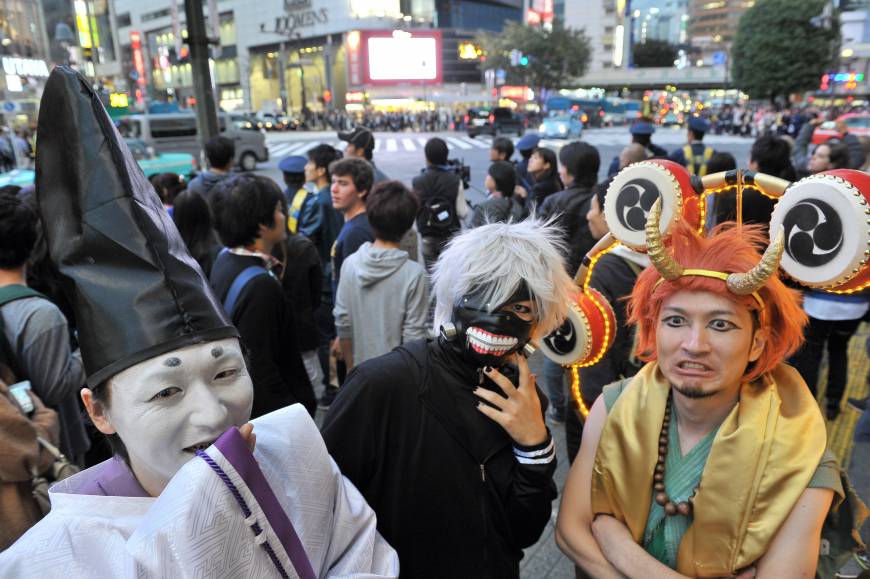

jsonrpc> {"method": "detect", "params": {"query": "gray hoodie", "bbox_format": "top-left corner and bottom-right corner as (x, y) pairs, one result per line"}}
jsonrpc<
(187, 170), (230, 200)
(334, 242), (429, 366)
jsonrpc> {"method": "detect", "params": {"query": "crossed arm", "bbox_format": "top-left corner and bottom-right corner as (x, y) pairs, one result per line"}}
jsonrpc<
(555, 396), (833, 579)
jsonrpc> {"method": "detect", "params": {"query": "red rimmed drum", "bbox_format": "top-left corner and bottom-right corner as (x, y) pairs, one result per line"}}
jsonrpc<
(603, 160), (701, 252)
(770, 169), (870, 293)
(538, 288), (616, 367)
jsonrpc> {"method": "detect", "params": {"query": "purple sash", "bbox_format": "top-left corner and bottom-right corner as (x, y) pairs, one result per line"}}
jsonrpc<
(197, 428), (317, 579)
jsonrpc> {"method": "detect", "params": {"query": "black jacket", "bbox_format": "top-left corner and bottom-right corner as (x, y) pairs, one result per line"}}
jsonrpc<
(539, 184), (597, 276)
(412, 167), (461, 238)
(209, 251), (315, 417)
(321, 339), (557, 579)
(471, 196), (526, 228)
(530, 174), (562, 212)
(274, 234), (322, 352)
(566, 252), (644, 461)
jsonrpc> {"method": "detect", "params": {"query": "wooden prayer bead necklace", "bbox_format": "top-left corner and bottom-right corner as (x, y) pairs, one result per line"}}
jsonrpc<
(653, 396), (697, 517)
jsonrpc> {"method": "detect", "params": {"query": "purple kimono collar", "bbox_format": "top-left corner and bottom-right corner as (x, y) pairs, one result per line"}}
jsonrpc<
(75, 456), (149, 497)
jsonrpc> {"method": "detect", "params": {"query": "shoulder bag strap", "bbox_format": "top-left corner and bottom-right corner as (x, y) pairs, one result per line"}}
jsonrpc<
(223, 266), (269, 317)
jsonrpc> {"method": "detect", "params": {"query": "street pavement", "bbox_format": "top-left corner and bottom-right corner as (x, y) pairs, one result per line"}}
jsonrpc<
(255, 127), (756, 206)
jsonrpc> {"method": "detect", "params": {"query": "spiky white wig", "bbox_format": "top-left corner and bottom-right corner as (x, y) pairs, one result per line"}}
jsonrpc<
(431, 218), (577, 340)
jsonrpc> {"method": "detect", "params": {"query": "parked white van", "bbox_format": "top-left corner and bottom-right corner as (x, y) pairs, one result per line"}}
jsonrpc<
(116, 113), (269, 171)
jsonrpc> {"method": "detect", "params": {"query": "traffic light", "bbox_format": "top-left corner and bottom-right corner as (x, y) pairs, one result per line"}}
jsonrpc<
(519, 55), (529, 66)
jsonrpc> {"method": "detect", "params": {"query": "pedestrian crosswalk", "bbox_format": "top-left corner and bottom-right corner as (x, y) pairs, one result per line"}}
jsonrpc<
(267, 135), (495, 160)
(266, 130), (752, 161)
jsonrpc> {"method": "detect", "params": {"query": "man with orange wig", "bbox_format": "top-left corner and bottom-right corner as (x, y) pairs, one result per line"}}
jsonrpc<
(554, 200), (852, 578)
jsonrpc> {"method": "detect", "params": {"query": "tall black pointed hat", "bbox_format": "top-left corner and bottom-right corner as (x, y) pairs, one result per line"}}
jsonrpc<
(36, 66), (238, 387)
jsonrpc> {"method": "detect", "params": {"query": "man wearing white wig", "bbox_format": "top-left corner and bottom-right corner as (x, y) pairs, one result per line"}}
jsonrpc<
(0, 66), (398, 578)
(322, 218), (577, 578)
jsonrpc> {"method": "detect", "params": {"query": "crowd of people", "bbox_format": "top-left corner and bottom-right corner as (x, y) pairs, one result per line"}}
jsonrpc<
(0, 66), (868, 579)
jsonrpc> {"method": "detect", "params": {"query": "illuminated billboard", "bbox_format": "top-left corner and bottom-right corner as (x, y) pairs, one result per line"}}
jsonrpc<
(360, 30), (442, 85)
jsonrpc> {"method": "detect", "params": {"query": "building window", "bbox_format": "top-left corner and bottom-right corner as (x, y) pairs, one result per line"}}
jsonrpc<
(117, 12), (131, 28)
(142, 8), (171, 22)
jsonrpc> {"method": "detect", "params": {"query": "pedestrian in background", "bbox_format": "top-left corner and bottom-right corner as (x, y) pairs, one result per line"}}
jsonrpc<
(413, 137), (468, 273)
(334, 181), (428, 369)
(299, 144), (345, 405)
(669, 116), (715, 176)
(278, 155), (311, 234)
(490, 136), (514, 163)
(539, 141), (601, 425)
(0, 192), (87, 463)
(187, 136), (235, 201)
(209, 174), (316, 417)
(323, 157), (375, 406)
(171, 190), (222, 277)
(471, 161), (524, 227)
(149, 172), (186, 215)
(528, 146), (563, 212)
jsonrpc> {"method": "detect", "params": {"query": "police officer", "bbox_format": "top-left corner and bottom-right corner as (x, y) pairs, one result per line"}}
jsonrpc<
(607, 117), (667, 177)
(669, 116), (715, 176)
(279, 155), (312, 234)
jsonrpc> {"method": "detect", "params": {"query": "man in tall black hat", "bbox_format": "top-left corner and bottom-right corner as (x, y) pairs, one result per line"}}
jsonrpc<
(0, 65), (398, 578)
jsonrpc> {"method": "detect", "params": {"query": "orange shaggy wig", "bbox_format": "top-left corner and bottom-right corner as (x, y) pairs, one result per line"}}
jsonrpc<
(627, 221), (807, 382)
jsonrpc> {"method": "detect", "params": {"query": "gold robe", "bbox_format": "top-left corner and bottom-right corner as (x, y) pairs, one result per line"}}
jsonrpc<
(591, 362), (827, 577)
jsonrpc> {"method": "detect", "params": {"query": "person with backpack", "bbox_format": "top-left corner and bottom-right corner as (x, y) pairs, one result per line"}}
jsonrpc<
(668, 116), (715, 176)
(0, 192), (88, 464)
(412, 138), (469, 273)
(322, 219), (576, 578)
(209, 174), (315, 417)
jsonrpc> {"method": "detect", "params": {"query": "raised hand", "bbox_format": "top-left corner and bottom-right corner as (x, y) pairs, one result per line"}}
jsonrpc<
(474, 353), (548, 447)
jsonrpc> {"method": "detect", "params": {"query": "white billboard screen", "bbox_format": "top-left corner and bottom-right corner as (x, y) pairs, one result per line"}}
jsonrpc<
(367, 36), (438, 81)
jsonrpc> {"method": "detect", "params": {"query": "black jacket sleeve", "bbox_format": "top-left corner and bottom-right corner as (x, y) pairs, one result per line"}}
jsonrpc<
(504, 431), (558, 548)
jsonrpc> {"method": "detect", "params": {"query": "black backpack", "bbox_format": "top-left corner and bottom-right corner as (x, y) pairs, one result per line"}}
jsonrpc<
(419, 196), (457, 237)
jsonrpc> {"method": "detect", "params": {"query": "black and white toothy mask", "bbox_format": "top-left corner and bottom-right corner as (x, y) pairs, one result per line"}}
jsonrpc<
(440, 283), (534, 368)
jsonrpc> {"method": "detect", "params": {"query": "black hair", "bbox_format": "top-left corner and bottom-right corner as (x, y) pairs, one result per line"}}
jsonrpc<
(329, 157), (374, 198)
(149, 172), (186, 205)
(282, 172), (306, 192)
(689, 128), (705, 141)
(204, 135), (235, 170)
(705, 152), (737, 175)
(0, 191), (38, 269)
(210, 174), (285, 247)
(354, 130), (375, 160)
(172, 190), (220, 275)
(821, 140), (851, 170)
(531, 147), (560, 184)
(491, 136), (514, 160)
(307, 143), (341, 178)
(366, 181), (419, 243)
(488, 161), (517, 197)
(425, 137), (449, 166)
(559, 141), (600, 189)
(632, 133), (652, 147)
(750, 135), (793, 178)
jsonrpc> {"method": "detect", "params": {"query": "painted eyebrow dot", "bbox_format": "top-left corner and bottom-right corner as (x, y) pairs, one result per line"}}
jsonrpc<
(163, 357), (182, 368)
(211, 347), (224, 359)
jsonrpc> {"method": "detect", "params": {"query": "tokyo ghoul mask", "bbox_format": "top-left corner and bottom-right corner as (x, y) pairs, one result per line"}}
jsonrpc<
(440, 282), (534, 368)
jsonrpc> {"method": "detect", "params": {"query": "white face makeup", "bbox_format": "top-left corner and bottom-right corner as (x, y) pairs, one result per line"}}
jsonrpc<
(104, 337), (253, 495)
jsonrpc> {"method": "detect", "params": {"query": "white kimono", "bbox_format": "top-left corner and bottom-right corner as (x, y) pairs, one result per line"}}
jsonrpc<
(0, 404), (399, 578)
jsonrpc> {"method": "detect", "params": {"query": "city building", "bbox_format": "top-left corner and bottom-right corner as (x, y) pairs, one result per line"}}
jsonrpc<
(112, 0), (522, 114)
(687, 0), (752, 65)
(0, 0), (52, 125)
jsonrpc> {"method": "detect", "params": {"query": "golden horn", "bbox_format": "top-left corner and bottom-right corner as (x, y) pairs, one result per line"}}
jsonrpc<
(726, 227), (785, 295)
(646, 197), (682, 280)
